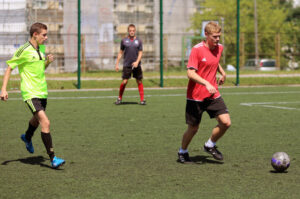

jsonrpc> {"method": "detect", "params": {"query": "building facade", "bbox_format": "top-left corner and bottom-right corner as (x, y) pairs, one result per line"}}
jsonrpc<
(0, 0), (197, 74)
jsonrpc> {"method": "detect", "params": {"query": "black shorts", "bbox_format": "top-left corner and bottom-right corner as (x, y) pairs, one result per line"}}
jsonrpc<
(122, 66), (143, 80)
(185, 97), (229, 126)
(25, 98), (47, 114)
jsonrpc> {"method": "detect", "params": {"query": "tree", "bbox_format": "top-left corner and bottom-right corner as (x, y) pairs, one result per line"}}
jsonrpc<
(284, 6), (300, 67)
(191, 0), (292, 68)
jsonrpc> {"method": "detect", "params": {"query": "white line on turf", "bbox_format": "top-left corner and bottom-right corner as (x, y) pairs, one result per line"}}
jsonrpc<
(240, 101), (300, 111)
(6, 94), (185, 100)
(5, 90), (300, 101)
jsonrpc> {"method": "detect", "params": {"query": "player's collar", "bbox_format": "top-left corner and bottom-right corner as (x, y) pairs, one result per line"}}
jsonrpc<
(128, 36), (136, 41)
(29, 41), (39, 50)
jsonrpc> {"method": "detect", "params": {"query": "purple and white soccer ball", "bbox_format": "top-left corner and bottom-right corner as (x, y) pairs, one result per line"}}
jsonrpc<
(271, 152), (290, 172)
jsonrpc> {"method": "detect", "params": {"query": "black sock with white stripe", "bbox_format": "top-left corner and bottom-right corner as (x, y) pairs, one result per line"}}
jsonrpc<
(41, 132), (55, 161)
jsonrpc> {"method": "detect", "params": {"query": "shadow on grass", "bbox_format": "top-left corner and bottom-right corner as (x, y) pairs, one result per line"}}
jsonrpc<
(176, 155), (224, 165)
(1, 156), (64, 170)
(115, 101), (139, 105)
(191, 155), (224, 164)
(148, 79), (160, 87)
(73, 82), (78, 89)
(269, 170), (288, 174)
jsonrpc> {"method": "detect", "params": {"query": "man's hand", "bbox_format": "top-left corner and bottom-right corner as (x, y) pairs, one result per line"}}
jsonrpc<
(205, 83), (217, 95)
(46, 54), (54, 64)
(217, 74), (226, 85)
(132, 61), (139, 68)
(45, 54), (54, 68)
(115, 63), (119, 72)
(0, 90), (8, 101)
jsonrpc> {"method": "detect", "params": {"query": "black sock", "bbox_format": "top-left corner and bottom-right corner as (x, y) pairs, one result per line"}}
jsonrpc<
(41, 132), (55, 161)
(25, 123), (38, 142)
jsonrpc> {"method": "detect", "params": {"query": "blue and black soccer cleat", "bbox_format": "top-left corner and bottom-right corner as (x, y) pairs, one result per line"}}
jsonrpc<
(20, 134), (34, 153)
(51, 156), (65, 169)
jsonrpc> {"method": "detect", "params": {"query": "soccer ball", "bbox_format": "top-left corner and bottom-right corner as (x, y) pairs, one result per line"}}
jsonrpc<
(271, 152), (290, 172)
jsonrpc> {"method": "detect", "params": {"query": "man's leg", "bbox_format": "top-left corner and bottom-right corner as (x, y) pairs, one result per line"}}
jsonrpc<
(119, 79), (128, 100)
(204, 113), (231, 160)
(133, 66), (145, 104)
(35, 110), (65, 168)
(25, 116), (39, 142)
(210, 113), (231, 142)
(116, 79), (128, 105)
(35, 110), (53, 159)
(117, 66), (131, 104)
(181, 124), (199, 150)
(20, 116), (38, 153)
(136, 79), (145, 104)
(178, 124), (199, 163)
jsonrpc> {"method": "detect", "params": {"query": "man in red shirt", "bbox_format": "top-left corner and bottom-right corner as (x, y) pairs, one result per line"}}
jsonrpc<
(178, 22), (231, 163)
(115, 24), (145, 105)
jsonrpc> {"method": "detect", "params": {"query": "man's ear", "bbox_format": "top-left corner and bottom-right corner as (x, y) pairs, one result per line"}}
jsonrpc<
(32, 32), (38, 38)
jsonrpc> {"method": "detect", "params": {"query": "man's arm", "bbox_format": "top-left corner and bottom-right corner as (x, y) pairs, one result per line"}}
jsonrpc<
(115, 50), (123, 72)
(217, 64), (226, 85)
(187, 68), (217, 94)
(0, 66), (13, 101)
(132, 50), (143, 68)
(45, 54), (54, 69)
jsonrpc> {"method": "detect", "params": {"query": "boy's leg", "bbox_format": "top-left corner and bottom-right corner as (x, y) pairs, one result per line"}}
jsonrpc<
(178, 124), (199, 163)
(118, 79), (128, 100)
(204, 113), (231, 160)
(35, 111), (54, 159)
(117, 66), (132, 103)
(136, 79), (145, 103)
(25, 116), (39, 142)
(35, 110), (65, 168)
(210, 113), (231, 143)
(181, 124), (199, 150)
(22, 98), (44, 153)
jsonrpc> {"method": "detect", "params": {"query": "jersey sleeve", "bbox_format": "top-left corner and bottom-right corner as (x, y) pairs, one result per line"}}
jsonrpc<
(187, 47), (199, 70)
(120, 39), (125, 51)
(6, 47), (29, 70)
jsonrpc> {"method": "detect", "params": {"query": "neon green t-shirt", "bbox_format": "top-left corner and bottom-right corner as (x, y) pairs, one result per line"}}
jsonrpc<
(6, 42), (48, 101)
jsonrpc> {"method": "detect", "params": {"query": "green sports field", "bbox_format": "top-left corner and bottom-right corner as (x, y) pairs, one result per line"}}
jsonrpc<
(1, 86), (300, 199)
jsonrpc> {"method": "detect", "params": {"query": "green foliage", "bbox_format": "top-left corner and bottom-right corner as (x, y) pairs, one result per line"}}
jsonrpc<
(284, 6), (300, 63)
(191, 0), (295, 67)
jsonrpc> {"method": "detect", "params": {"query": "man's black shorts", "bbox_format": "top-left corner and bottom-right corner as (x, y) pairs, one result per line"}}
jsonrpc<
(185, 97), (229, 126)
(122, 66), (143, 80)
(25, 98), (47, 114)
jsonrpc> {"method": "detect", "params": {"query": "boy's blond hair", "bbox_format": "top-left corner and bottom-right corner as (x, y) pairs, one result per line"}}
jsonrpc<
(205, 21), (221, 35)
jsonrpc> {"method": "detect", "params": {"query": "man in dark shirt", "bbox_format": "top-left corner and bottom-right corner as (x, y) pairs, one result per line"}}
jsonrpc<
(115, 24), (145, 105)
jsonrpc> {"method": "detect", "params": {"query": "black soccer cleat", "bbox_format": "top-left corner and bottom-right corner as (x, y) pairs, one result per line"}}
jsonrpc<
(140, 100), (146, 105)
(178, 152), (192, 163)
(115, 98), (122, 105)
(203, 145), (223, 160)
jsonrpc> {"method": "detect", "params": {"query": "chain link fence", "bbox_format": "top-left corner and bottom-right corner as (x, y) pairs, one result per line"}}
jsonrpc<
(1, 0), (299, 75)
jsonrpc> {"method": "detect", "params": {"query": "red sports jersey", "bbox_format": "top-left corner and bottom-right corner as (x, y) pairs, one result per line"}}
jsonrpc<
(186, 41), (223, 101)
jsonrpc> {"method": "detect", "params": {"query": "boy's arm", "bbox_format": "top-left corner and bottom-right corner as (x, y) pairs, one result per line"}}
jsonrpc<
(115, 50), (123, 72)
(0, 66), (13, 101)
(132, 51), (143, 68)
(217, 64), (226, 85)
(187, 68), (217, 95)
(45, 54), (54, 69)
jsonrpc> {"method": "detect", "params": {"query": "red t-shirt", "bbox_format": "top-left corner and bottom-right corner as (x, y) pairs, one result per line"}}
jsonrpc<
(186, 41), (223, 101)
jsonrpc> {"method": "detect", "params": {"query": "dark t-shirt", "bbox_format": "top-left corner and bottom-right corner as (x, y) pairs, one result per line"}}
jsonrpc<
(120, 37), (143, 67)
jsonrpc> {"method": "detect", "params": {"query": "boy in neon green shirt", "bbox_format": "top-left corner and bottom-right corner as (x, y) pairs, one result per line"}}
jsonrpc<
(1, 22), (65, 169)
